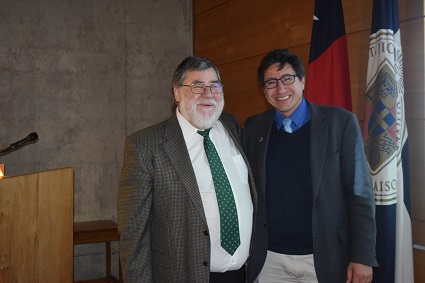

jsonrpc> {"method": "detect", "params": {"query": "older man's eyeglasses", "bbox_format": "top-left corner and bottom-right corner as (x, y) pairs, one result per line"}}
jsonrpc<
(180, 83), (223, 94)
(264, 75), (297, 89)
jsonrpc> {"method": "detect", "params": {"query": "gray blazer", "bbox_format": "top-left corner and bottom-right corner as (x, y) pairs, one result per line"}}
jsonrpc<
(241, 100), (378, 282)
(117, 112), (267, 283)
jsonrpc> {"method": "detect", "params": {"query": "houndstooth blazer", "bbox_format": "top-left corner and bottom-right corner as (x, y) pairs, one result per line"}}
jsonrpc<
(117, 111), (267, 283)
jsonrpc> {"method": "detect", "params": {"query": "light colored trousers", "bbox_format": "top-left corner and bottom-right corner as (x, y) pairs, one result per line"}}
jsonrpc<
(255, 250), (319, 283)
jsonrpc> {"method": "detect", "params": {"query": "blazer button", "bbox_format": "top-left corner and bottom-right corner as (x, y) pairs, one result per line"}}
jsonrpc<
(263, 222), (268, 227)
(203, 261), (209, 266)
(204, 230), (209, 236)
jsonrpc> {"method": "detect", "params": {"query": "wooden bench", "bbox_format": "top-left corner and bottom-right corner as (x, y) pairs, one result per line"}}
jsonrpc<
(73, 220), (122, 283)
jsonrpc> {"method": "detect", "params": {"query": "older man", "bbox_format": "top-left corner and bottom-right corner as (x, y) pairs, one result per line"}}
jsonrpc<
(117, 56), (267, 283)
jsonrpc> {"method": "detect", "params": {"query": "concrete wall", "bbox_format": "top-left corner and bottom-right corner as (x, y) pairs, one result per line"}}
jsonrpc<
(0, 0), (192, 280)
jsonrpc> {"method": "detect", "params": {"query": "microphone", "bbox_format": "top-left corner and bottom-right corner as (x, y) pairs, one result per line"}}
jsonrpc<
(0, 132), (39, 156)
(10, 132), (39, 149)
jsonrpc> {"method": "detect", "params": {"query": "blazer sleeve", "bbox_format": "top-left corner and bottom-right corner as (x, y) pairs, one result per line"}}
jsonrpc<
(341, 112), (378, 267)
(117, 134), (154, 282)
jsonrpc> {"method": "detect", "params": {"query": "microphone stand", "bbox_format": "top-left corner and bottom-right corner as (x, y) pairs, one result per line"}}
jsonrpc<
(0, 147), (13, 156)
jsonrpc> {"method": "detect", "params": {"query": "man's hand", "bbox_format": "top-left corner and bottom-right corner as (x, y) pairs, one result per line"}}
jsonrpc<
(346, 262), (373, 283)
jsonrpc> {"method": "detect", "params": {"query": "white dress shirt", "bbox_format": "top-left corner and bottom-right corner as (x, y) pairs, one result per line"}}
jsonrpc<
(176, 109), (253, 272)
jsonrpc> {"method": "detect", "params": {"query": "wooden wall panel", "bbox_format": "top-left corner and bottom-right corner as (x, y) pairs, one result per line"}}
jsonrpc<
(402, 17), (425, 120)
(194, 0), (313, 65)
(413, 219), (425, 246)
(194, 0), (230, 15)
(405, 16), (425, 250)
(398, 0), (424, 21)
(343, 0), (372, 33)
(414, 249), (425, 282)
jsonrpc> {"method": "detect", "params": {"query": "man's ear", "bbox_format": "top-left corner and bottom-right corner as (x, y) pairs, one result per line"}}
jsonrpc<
(173, 86), (180, 102)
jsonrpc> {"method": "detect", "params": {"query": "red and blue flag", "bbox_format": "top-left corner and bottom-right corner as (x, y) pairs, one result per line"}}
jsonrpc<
(305, 0), (352, 110)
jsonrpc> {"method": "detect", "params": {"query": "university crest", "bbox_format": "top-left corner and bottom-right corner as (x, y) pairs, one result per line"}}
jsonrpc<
(364, 58), (400, 173)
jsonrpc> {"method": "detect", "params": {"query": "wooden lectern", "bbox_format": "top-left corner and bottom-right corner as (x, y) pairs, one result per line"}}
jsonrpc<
(0, 168), (74, 282)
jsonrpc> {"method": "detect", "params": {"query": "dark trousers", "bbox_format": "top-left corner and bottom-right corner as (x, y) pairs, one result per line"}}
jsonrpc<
(209, 266), (246, 283)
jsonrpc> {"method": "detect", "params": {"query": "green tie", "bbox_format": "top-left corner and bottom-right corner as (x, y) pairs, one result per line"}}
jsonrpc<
(198, 128), (240, 255)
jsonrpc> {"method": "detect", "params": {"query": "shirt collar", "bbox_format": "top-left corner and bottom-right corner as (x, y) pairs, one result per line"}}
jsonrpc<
(176, 107), (219, 143)
(274, 98), (310, 130)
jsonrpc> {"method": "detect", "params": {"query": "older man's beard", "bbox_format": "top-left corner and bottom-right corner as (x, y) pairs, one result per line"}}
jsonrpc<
(179, 97), (224, 129)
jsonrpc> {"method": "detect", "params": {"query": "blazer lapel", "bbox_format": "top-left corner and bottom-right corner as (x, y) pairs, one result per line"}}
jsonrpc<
(255, 109), (274, 195)
(163, 114), (208, 225)
(308, 102), (328, 201)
